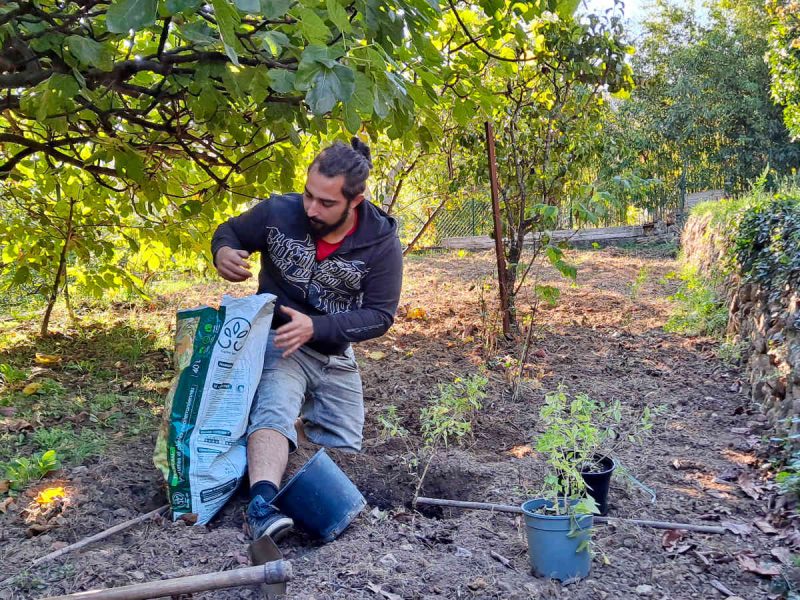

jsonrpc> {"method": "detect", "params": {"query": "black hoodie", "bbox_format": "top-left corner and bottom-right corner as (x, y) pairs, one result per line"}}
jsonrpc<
(211, 193), (403, 355)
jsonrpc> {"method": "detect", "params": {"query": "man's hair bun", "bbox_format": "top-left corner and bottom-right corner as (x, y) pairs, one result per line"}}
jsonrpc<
(350, 137), (372, 168)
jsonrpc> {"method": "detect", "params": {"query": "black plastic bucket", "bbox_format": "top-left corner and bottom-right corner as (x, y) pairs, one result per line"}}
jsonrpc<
(581, 456), (615, 516)
(272, 448), (366, 542)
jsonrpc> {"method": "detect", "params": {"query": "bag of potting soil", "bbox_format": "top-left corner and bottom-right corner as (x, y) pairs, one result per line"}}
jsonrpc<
(154, 293), (275, 525)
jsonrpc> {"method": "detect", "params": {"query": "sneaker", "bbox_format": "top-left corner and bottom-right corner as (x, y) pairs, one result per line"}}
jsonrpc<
(247, 495), (294, 542)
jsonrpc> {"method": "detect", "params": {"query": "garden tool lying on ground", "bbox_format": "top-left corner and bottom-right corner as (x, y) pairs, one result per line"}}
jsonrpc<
(249, 534), (288, 599)
(40, 560), (292, 600)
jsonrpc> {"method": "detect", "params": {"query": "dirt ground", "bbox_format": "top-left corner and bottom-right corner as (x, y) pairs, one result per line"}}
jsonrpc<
(1, 245), (797, 599)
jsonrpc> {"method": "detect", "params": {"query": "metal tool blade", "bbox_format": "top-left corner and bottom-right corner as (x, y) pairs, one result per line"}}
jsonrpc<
(248, 535), (287, 599)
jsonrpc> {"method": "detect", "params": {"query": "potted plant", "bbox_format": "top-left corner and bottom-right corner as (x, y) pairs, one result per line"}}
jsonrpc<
(523, 386), (657, 582)
(523, 388), (599, 582)
(540, 386), (656, 515)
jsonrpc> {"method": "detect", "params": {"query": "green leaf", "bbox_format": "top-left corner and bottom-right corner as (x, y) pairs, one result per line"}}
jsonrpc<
(296, 7), (330, 44)
(343, 102), (361, 134)
(234, 0), (260, 13)
(165, 0), (201, 14)
(211, 0), (242, 65)
(259, 0), (291, 18)
(268, 68), (296, 93)
(177, 21), (217, 44)
(349, 72), (374, 114)
(326, 0), (352, 33)
(306, 64), (355, 115)
(555, 0), (580, 18)
(106, 0), (158, 33)
(534, 285), (561, 307)
(115, 148), (146, 184)
(250, 67), (271, 104)
(66, 36), (113, 71)
(258, 30), (290, 56)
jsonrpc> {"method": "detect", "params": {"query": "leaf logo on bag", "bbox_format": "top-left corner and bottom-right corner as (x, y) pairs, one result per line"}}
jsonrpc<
(218, 317), (252, 352)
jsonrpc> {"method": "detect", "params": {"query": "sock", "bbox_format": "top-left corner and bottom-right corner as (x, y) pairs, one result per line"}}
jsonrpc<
(250, 480), (279, 503)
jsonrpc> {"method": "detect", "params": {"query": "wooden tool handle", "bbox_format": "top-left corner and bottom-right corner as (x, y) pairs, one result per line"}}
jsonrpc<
(41, 561), (292, 600)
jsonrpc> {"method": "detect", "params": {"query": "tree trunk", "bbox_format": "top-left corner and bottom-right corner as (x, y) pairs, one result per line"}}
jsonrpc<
(41, 196), (75, 337)
(485, 121), (512, 337)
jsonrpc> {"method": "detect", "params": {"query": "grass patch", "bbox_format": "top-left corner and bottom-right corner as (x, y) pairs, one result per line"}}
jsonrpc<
(29, 426), (107, 464)
(664, 264), (728, 337)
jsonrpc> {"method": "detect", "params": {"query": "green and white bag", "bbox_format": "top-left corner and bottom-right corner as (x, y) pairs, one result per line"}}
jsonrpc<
(154, 293), (275, 524)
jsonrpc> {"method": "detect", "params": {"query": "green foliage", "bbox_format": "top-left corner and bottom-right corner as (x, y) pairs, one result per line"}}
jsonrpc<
(4, 450), (60, 493)
(664, 265), (728, 337)
(0, 363), (29, 385)
(30, 426), (107, 464)
(612, 1), (798, 198)
(735, 195), (800, 302)
(420, 374), (487, 449)
(377, 405), (408, 440)
(0, 0), (450, 319)
(629, 267), (649, 301)
(768, 1), (800, 137)
(778, 459), (800, 497)
(535, 386), (656, 516)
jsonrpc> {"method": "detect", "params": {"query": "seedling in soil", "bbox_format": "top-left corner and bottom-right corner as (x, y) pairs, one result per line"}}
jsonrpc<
(377, 405), (408, 440)
(414, 374), (488, 499)
(4, 450), (60, 493)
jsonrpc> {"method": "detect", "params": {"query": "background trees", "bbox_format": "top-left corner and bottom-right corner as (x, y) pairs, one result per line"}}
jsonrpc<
(2, 0), (799, 336)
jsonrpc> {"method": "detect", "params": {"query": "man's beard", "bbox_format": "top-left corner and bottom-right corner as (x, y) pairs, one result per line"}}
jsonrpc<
(307, 201), (351, 239)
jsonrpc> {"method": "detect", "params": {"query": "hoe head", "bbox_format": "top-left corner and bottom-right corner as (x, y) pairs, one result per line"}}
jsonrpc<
(248, 535), (287, 599)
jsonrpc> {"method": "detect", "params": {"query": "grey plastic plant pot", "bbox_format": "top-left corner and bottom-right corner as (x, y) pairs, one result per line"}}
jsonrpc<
(521, 498), (594, 583)
(272, 448), (366, 543)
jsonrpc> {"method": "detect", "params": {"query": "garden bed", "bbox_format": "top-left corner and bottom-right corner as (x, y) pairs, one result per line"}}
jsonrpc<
(0, 246), (794, 599)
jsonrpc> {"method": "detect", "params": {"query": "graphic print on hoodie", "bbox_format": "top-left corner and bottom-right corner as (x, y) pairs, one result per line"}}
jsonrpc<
(211, 193), (403, 356)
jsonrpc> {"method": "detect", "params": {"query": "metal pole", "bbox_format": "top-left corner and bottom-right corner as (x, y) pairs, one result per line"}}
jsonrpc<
(485, 121), (511, 337)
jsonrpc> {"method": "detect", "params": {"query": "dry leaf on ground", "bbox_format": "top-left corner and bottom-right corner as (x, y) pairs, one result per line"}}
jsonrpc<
(737, 473), (763, 501)
(22, 382), (41, 395)
(34, 353), (62, 366)
(367, 351), (387, 361)
(366, 582), (402, 600)
(736, 554), (781, 577)
(771, 547), (792, 566)
(722, 521), (753, 536)
(662, 529), (685, 550)
(754, 519), (778, 534)
(406, 307), (427, 320)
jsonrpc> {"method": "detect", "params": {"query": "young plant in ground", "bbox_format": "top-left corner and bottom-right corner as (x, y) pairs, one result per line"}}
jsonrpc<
(0, 363), (29, 386)
(414, 374), (488, 500)
(377, 405), (409, 441)
(4, 450), (60, 493)
(629, 267), (649, 301)
(664, 265), (728, 337)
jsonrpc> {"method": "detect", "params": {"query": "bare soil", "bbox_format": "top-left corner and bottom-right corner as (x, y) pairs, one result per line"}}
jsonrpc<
(1, 246), (796, 600)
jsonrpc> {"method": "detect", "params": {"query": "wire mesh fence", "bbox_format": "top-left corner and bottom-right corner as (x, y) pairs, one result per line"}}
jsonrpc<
(402, 180), (729, 249)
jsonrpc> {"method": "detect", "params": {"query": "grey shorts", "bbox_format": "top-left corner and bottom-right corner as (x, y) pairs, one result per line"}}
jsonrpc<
(247, 330), (364, 452)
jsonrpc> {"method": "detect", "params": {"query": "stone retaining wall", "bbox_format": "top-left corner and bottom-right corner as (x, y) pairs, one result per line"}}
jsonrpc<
(682, 214), (799, 437)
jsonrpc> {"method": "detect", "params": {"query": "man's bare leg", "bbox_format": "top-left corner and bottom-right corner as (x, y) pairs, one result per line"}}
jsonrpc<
(247, 428), (289, 487)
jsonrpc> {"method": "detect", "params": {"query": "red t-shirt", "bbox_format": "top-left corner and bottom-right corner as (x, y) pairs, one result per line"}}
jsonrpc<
(315, 211), (358, 261)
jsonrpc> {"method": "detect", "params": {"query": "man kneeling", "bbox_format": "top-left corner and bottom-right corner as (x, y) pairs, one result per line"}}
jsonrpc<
(211, 138), (403, 541)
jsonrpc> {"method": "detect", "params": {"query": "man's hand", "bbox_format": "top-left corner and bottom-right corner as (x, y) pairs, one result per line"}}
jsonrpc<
(274, 306), (314, 357)
(215, 246), (253, 282)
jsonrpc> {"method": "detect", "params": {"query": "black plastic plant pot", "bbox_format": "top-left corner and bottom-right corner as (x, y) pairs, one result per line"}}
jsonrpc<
(580, 455), (615, 516)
